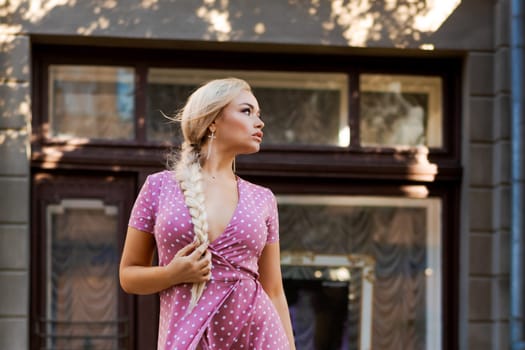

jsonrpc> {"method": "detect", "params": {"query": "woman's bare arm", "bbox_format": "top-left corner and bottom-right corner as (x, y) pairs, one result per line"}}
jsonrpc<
(258, 242), (296, 350)
(119, 226), (212, 295)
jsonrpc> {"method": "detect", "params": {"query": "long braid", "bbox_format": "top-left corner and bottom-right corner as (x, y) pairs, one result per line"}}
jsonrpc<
(165, 78), (252, 312)
(173, 142), (209, 311)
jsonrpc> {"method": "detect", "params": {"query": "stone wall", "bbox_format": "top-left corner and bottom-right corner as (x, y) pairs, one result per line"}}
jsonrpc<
(466, 0), (512, 348)
(0, 31), (31, 349)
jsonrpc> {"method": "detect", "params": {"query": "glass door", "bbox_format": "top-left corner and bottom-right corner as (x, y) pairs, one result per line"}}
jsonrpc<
(31, 173), (138, 350)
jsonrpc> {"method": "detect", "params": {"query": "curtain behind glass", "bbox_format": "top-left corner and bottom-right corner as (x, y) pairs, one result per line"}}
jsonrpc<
(47, 201), (120, 350)
(279, 201), (430, 350)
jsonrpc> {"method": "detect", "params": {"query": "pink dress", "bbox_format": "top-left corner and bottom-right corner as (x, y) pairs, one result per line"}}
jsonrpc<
(128, 170), (290, 350)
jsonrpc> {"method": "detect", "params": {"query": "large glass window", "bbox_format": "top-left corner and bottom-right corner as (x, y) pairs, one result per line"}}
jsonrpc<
(49, 65), (135, 140)
(43, 63), (450, 153)
(147, 68), (349, 146)
(279, 195), (442, 350)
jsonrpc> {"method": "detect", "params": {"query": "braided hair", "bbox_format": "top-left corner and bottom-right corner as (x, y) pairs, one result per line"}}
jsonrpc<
(167, 78), (251, 311)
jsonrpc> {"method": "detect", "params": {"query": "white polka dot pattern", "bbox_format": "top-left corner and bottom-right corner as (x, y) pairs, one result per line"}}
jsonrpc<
(128, 171), (289, 350)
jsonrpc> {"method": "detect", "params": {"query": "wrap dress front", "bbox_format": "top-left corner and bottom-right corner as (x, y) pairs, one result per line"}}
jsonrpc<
(128, 170), (290, 350)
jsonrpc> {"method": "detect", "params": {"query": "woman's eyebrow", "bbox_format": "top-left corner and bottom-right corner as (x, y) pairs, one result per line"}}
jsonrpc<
(240, 103), (261, 115)
(240, 103), (254, 109)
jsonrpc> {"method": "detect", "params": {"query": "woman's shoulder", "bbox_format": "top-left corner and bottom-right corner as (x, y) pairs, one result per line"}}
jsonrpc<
(145, 170), (176, 186)
(239, 177), (275, 199)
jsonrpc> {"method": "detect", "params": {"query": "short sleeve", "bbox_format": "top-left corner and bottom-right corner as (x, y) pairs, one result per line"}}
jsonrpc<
(265, 189), (280, 244)
(128, 174), (160, 234)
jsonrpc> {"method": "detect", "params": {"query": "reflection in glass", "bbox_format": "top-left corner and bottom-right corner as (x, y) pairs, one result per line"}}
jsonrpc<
(286, 278), (349, 350)
(146, 76), (191, 143)
(146, 69), (349, 146)
(49, 65), (135, 140)
(360, 74), (442, 148)
(45, 200), (124, 349)
(252, 86), (344, 145)
(278, 196), (442, 350)
(281, 255), (374, 350)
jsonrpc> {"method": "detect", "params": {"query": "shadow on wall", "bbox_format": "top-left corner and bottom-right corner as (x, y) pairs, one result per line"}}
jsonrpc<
(0, 35), (31, 167)
(4, 0), (461, 48)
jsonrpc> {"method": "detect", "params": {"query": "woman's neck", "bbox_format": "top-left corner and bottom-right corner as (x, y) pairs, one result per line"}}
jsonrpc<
(201, 156), (236, 181)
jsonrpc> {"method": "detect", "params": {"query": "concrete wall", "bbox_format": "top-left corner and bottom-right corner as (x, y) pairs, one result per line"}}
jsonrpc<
(0, 32), (31, 348)
(5, 0), (492, 50)
(466, 0), (511, 348)
(0, 0), (513, 349)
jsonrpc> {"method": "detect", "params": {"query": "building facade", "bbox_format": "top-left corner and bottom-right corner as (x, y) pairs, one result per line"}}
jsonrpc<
(0, 0), (523, 349)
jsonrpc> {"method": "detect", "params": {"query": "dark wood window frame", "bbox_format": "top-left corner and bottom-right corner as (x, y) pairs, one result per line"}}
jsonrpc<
(31, 44), (462, 182)
(31, 43), (462, 350)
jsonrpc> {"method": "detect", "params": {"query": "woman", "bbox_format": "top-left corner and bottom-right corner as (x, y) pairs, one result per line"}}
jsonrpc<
(119, 78), (295, 349)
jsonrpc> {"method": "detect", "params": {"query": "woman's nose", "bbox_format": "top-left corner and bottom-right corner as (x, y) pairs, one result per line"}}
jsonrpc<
(255, 116), (264, 129)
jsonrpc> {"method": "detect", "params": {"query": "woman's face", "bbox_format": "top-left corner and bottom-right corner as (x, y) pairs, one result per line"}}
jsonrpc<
(212, 90), (264, 156)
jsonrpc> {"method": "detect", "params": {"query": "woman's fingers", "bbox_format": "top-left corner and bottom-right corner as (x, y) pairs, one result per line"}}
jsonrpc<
(196, 250), (211, 268)
(175, 240), (198, 257)
(197, 250), (212, 278)
(166, 241), (213, 284)
(190, 242), (209, 259)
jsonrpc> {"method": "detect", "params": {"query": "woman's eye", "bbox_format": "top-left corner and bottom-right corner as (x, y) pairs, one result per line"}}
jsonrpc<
(242, 108), (251, 116)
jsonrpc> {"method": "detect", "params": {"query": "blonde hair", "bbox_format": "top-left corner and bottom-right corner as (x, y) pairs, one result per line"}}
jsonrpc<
(168, 78), (251, 311)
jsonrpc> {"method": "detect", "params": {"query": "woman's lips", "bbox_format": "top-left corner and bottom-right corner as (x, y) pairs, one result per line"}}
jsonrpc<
(252, 131), (263, 141)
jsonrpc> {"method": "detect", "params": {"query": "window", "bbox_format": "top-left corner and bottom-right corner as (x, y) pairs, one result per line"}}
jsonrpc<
(31, 173), (136, 350)
(44, 199), (123, 349)
(48, 65), (135, 140)
(35, 47), (460, 161)
(147, 69), (349, 146)
(279, 195), (442, 350)
(360, 74), (443, 148)
(32, 45), (462, 350)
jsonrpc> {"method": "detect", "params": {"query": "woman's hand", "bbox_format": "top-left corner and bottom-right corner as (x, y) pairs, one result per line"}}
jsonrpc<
(120, 228), (213, 295)
(166, 241), (213, 285)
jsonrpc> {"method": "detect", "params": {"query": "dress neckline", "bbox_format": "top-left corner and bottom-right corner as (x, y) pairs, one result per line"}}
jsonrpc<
(207, 176), (242, 246)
